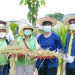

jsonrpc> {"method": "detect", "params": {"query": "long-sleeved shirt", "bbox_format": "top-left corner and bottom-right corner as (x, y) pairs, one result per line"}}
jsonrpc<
(64, 32), (75, 68)
(36, 32), (62, 68)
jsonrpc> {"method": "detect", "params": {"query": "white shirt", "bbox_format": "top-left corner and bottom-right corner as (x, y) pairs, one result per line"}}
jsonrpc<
(6, 29), (15, 41)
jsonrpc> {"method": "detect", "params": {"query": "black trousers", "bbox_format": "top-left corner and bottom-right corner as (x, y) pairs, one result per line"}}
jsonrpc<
(66, 67), (75, 75)
(37, 67), (57, 75)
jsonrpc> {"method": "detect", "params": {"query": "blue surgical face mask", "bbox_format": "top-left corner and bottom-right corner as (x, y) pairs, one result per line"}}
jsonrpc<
(43, 26), (51, 32)
(24, 30), (32, 36)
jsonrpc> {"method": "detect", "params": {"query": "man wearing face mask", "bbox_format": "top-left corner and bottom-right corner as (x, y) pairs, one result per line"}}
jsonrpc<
(36, 17), (62, 75)
(15, 22), (40, 75)
(62, 14), (75, 75)
(0, 24), (10, 75)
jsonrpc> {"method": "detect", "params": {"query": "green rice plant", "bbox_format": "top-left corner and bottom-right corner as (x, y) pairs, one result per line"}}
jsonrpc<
(52, 23), (69, 48)
(52, 23), (69, 75)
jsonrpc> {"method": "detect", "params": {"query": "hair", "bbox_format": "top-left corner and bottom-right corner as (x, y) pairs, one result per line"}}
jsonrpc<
(42, 21), (52, 25)
(69, 19), (75, 24)
(0, 21), (7, 25)
(23, 28), (33, 31)
(0, 29), (6, 32)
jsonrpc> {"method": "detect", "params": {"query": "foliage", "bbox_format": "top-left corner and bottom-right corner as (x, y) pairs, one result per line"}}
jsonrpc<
(46, 13), (64, 21)
(10, 22), (19, 38)
(52, 24), (69, 48)
(20, 0), (46, 26)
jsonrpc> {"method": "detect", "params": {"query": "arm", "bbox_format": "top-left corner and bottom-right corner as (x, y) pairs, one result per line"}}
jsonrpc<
(36, 41), (40, 50)
(55, 35), (62, 53)
(6, 30), (15, 42)
(9, 30), (15, 41)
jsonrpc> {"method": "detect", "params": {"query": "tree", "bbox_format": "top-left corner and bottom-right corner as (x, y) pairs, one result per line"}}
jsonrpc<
(10, 22), (19, 38)
(20, 0), (46, 26)
(46, 12), (64, 21)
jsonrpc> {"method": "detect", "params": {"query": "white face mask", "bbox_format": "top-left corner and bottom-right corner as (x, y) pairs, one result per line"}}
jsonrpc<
(0, 32), (6, 38)
(43, 26), (51, 32)
(70, 24), (75, 30)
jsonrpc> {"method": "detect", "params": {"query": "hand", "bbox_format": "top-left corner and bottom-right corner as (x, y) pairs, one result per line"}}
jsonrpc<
(9, 54), (16, 58)
(67, 55), (74, 63)
(34, 58), (37, 62)
(18, 54), (25, 58)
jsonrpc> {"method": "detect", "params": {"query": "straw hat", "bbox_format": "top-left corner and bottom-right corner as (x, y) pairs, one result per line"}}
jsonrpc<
(19, 22), (34, 36)
(61, 14), (75, 25)
(36, 17), (57, 27)
(0, 24), (9, 34)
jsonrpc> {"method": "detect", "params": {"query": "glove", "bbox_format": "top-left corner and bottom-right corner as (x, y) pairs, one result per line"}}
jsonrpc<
(67, 55), (74, 63)
(63, 55), (68, 63)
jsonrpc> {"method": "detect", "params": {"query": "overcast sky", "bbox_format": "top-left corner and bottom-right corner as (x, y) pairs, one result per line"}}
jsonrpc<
(0, 0), (75, 20)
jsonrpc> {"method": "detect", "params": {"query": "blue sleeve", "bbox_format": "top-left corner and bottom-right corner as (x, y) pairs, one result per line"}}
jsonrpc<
(6, 40), (10, 45)
(55, 34), (62, 52)
(37, 35), (41, 44)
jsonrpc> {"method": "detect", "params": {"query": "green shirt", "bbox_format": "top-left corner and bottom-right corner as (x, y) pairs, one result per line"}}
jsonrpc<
(16, 35), (37, 66)
(0, 39), (8, 65)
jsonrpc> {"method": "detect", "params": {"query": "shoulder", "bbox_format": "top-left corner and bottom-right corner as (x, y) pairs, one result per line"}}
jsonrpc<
(38, 34), (44, 38)
(31, 35), (37, 40)
(52, 32), (60, 38)
(65, 32), (71, 39)
(67, 32), (70, 36)
(9, 29), (13, 33)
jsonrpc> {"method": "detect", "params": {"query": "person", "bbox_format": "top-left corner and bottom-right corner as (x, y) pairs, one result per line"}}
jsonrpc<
(0, 19), (15, 74)
(0, 24), (10, 75)
(0, 19), (15, 43)
(36, 17), (62, 75)
(34, 26), (43, 38)
(61, 14), (75, 75)
(16, 22), (40, 75)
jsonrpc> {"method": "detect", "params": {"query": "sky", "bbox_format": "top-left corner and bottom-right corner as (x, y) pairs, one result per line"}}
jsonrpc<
(0, 0), (75, 21)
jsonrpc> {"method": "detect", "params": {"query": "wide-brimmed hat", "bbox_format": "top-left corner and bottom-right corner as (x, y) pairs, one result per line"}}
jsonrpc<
(61, 14), (75, 25)
(0, 18), (10, 26)
(36, 17), (57, 27)
(19, 22), (34, 36)
(0, 24), (9, 34)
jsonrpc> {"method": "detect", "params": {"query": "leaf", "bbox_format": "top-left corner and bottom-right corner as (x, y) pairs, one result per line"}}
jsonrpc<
(42, 0), (46, 6)
(27, 12), (32, 23)
(24, 0), (27, 5)
(20, 0), (24, 5)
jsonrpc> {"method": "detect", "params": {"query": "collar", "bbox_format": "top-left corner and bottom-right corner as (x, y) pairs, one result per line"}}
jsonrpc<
(70, 30), (75, 34)
(23, 35), (33, 40)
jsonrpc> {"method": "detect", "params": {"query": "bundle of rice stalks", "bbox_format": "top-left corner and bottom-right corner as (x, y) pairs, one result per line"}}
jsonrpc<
(9, 57), (16, 75)
(29, 49), (62, 59)
(0, 45), (62, 59)
(0, 45), (30, 56)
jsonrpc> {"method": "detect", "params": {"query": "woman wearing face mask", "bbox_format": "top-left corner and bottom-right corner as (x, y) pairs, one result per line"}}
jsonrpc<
(62, 14), (75, 75)
(36, 17), (62, 75)
(0, 24), (10, 75)
(16, 22), (40, 75)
